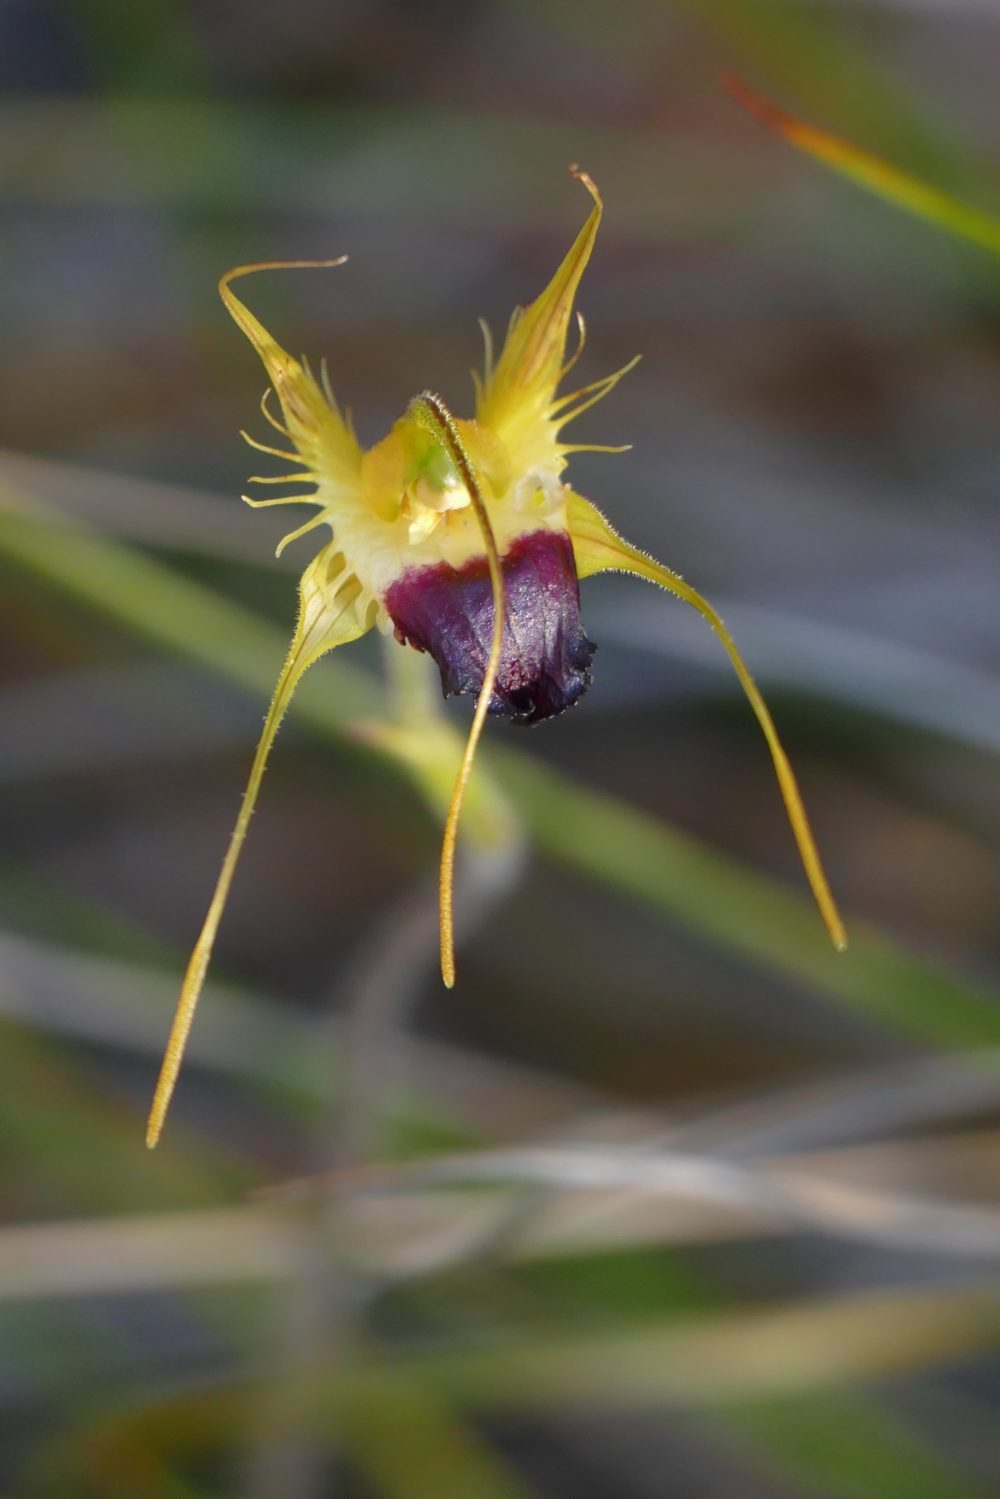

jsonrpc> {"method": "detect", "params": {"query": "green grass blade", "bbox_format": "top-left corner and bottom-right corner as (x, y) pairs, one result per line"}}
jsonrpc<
(727, 74), (1000, 257)
(2, 491), (998, 1053)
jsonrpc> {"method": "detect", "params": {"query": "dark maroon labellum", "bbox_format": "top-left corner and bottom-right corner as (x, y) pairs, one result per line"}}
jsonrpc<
(385, 529), (596, 725)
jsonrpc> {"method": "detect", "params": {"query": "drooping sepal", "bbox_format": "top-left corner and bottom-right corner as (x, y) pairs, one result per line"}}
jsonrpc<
(146, 543), (372, 1148)
(386, 529), (596, 726)
(567, 490), (847, 952)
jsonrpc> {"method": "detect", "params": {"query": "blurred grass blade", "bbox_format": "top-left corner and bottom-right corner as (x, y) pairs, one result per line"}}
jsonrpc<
(3, 484), (1000, 1054)
(685, 0), (967, 177)
(732, 1391), (986, 1499)
(346, 1379), (537, 1499)
(495, 750), (1000, 1052)
(726, 73), (1000, 256)
(356, 1283), (1000, 1407)
(7, 1126), (1000, 1296)
(0, 491), (377, 718)
(12, 1274), (998, 1407)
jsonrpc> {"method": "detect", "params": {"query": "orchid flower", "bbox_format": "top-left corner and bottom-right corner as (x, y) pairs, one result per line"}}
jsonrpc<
(147, 167), (845, 1148)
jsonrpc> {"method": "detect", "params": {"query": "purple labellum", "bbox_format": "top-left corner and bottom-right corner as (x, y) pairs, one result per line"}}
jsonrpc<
(386, 529), (596, 725)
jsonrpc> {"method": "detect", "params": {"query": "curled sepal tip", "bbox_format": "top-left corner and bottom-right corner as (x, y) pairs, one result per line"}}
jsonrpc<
(567, 490), (847, 953)
(408, 391), (506, 989)
(145, 543), (370, 1148)
(219, 260), (362, 487)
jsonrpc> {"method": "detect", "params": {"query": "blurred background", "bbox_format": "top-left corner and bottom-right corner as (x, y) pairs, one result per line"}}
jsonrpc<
(1, 1), (999, 1494)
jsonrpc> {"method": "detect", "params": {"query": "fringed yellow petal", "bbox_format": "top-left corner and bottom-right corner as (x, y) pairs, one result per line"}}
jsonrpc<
(145, 542), (371, 1148)
(560, 442), (632, 456)
(260, 388), (294, 440)
(476, 167), (602, 467)
(246, 471), (319, 486)
(551, 354), (642, 428)
(219, 262), (364, 485)
(241, 493), (319, 510)
(239, 430), (301, 464)
(725, 74), (1000, 258)
(274, 510), (328, 558)
(560, 310), (588, 383)
(409, 392), (506, 990)
(567, 491), (847, 952)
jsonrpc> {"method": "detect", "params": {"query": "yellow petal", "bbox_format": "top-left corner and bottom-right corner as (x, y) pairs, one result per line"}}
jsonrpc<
(220, 262), (363, 490)
(146, 542), (371, 1148)
(567, 490), (847, 952)
(476, 168), (602, 472)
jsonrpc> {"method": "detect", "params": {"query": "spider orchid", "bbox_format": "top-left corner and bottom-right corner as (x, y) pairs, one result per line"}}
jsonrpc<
(147, 167), (845, 1148)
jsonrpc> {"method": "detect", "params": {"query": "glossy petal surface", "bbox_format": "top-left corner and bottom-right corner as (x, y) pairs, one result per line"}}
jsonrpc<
(386, 529), (596, 725)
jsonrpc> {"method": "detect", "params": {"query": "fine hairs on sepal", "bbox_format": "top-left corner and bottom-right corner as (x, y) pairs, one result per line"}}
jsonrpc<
(146, 168), (845, 1147)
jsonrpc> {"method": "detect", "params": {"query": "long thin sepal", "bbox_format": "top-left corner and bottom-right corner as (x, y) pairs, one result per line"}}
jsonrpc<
(568, 492), (846, 952)
(146, 544), (370, 1146)
(409, 392), (506, 989)
(145, 640), (303, 1147)
(219, 260), (346, 372)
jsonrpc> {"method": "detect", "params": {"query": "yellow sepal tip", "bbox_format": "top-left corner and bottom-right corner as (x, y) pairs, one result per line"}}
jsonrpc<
(567, 491), (847, 953)
(146, 542), (371, 1147)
